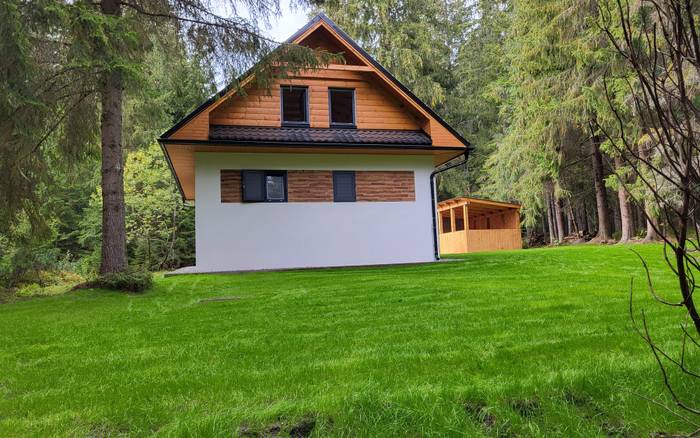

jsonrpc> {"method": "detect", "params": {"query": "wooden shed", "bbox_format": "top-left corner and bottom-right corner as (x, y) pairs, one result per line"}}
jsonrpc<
(438, 197), (522, 254)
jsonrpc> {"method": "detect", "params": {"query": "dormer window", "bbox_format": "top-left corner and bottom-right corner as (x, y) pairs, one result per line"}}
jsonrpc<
(329, 88), (355, 128)
(281, 86), (309, 126)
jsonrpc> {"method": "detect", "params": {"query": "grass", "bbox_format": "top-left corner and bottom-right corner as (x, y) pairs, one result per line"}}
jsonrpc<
(1, 244), (699, 437)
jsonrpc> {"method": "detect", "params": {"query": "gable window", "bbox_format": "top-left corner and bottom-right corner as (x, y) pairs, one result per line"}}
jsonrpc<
(333, 171), (356, 202)
(281, 86), (308, 126)
(242, 170), (287, 202)
(329, 88), (355, 128)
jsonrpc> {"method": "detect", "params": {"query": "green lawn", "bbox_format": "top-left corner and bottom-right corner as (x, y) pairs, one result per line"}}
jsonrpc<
(1, 244), (698, 437)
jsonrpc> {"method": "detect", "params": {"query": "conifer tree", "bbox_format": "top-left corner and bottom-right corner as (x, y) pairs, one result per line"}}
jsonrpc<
(1, 0), (331, 274)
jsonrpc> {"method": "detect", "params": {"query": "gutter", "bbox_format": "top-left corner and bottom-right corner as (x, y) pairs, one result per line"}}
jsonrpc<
(430, 149), (472, 260)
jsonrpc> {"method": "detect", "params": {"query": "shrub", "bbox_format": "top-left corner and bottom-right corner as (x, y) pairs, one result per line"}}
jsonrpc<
(16, 283), (42, 297)
(83, 270), (153, 293)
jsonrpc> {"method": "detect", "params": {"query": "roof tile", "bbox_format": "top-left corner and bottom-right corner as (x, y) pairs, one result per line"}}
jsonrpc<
(209, 125), (432, 145)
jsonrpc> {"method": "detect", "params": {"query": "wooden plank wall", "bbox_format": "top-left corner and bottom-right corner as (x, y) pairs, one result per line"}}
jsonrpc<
(356, 171), (415, 202)
(221, 170), (242, 202)
(465, 229), (522, 252)
(209, 70), (422, 130)
(439, 232), (468, 254)
(288, 170), (333, 201)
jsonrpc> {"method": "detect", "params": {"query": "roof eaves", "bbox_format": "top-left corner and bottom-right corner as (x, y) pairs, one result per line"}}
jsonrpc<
(158, 137), (465, 151)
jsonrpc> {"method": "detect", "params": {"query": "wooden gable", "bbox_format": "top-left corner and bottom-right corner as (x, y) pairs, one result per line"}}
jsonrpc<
(164, 15), (469, 148)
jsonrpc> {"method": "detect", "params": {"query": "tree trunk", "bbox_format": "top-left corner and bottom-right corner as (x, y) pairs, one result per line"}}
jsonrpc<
(567, 199), (580, 237)
(615, 155), (634, 243)
(589, 127), (612, 242)
(638, 140), (662, 242)
(554, 195), (566, 242)
(99, 0), (127, 274)
(644, 207), (661, 242)
(543, 182), (555, 244)
(545, 181), (557, 243)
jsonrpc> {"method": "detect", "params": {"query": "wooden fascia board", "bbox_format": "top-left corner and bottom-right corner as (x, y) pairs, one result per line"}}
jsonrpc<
(438, 197), (521, 212)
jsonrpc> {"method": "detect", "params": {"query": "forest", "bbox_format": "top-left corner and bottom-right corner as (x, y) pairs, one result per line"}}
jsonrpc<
(0, 0), (697, 289)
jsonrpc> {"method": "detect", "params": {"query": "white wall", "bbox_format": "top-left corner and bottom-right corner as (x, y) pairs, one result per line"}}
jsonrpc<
(194, 152), (436, 272)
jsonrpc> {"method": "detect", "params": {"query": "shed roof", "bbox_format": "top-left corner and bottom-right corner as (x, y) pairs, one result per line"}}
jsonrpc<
(438, 197), (521, 216)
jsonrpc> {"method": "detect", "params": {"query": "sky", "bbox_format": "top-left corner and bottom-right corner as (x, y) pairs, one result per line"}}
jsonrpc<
(209, 1), (314, 86)
(262, 1), (311, 42)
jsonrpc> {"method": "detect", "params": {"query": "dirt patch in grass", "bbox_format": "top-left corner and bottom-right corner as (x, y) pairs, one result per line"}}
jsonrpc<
(561, 390), (632, 437)
(562, 390), (594, 408)
(464, 401), (497, 429)
(238, 422), (281, 437)
(289, 417), (315, 437)
(509, 397), (541, 418)
(237, 415), (317, 437)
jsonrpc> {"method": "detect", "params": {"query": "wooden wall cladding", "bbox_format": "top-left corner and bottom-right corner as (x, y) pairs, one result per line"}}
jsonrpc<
(288, 170), (333, 202)
(220, 169), (415, 203)
(209, 70), (422, 130)
(220, 170), (242, 203)
(356, 171), (415, 202)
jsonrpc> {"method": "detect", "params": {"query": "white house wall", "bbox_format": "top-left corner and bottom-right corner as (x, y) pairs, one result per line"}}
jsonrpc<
(194, 152), (436, 272)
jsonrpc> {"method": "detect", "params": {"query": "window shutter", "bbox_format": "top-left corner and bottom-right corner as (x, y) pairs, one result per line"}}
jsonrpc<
(242, 170), (265, 202)
(333, 171), (356, 202)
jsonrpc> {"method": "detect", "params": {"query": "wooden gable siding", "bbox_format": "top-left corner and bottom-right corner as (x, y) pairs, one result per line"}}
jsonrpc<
(209, 69), (422, 131)
(425, 121), (464, 147)
(298, 26), (364, 65)
(169, 110), (209, 140)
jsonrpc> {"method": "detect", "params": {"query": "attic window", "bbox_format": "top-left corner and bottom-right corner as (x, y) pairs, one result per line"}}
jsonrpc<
(329, 88), (355, 128)
(281, 86), (308, 126)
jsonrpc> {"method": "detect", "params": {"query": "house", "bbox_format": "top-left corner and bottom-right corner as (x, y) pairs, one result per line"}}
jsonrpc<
(159, 14), (471, 273)
(438, 197), (522, 253)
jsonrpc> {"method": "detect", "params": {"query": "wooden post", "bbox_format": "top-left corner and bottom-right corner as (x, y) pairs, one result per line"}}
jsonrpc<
(437, 208), (443, 234)
(450, 207), (456, 233)
(464, 204), (470, 253)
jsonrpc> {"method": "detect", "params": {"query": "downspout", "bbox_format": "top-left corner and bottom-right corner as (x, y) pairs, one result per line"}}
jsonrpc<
(430, 149), (472, 260)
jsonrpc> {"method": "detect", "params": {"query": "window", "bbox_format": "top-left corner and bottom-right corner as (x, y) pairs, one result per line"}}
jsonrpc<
(441, 211), (452, 233)
(242, 170), (287, 202)
(329, 88), (355, 127)
(333, 171), (356, 202)
(281, 86), (308, 126)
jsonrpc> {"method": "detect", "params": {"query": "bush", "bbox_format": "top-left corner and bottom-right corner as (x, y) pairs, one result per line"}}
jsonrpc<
(83, 270), (153, 293)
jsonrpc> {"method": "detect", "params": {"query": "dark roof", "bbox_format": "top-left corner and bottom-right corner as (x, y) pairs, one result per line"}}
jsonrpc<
(160, 13), (470, 148)
(210, 125), (432, 145)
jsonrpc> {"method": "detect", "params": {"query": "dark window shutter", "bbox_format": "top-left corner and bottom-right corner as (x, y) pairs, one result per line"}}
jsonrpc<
(333, 171), (356, 202)
(242, 170), (265, 202)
